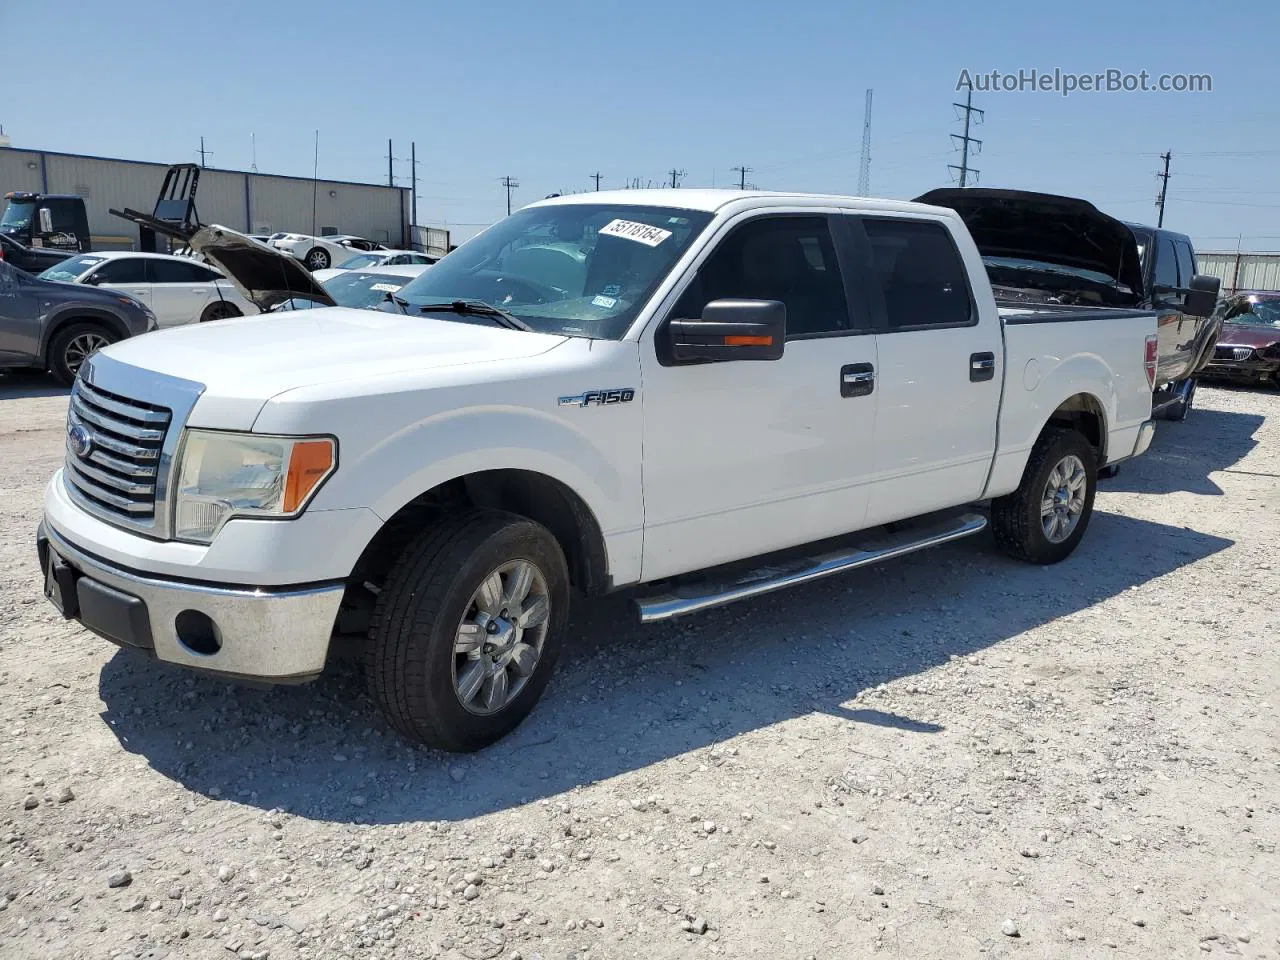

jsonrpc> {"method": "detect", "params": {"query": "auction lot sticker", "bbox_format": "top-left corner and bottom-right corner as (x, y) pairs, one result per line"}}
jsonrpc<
(599, 219), (673, 247)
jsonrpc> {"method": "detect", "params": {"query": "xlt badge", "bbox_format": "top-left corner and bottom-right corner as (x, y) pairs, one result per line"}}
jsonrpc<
(558, 388), (635, 408)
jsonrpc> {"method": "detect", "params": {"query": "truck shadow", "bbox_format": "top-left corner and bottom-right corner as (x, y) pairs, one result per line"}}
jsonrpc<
(97, 508), (1231, 824)
(1104, 404), (1264, 496)
(0, 371), (69, 400)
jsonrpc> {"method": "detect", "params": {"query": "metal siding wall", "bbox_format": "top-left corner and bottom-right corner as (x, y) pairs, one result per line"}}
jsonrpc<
(2, 148), (408, 249)
(1198, 252), (1280, 294)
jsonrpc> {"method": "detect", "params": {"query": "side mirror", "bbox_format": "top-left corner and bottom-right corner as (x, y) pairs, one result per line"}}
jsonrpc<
(667, 299), (786, 363)
(37, 207), (53, 234)
(1183, 274), (1221, 319)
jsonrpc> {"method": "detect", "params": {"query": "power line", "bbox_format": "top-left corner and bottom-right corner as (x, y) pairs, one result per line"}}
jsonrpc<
(948, 85), (983, 187)
(1155, 151), (1172, 228)
(858, 88), (873, 196)
(500, 176), (520, 216)
(731, 165), (752, 190)
(668, 168), (686, 188)
(591, 172), (603, 191)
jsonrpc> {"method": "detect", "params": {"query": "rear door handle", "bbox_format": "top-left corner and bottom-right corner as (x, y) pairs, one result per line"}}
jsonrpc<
(840, 362), (875, 398)
(970, 352), (996, 382)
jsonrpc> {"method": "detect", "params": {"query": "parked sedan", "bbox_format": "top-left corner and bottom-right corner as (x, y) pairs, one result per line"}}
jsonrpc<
(312, 250), (436, 284)
(0, 259), (155, 385)
(1201, 291), (1280, 386)
(268, 233), (386, 271)
(37, 252), (259, 327)
(272, 264), (431, 312)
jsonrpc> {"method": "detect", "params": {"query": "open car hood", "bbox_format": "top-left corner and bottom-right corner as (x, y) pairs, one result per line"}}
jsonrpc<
(913, 188), (1146, 298)
(186, 224), (336, 310)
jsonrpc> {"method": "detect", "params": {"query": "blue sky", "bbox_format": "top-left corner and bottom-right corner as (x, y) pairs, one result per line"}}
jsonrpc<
(4, 0), (1279, 249)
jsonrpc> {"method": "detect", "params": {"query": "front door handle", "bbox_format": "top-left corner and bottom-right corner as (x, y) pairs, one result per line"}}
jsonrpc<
(970, 352), (996, 382)
(841, 362), (875, 398)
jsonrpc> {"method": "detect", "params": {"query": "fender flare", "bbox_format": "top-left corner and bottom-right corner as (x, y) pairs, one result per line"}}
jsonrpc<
(40, 308), (131, 366)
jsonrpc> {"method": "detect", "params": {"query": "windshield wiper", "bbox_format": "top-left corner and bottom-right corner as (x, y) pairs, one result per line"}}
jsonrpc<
(384, 291), (409, 314)
(416, 299), (532, 331)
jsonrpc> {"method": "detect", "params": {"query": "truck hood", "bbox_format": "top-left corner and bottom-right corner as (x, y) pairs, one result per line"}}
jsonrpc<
(914, 188), (1146, 298)
(99, 307), (569, 426)
(186, 224), (336, 310)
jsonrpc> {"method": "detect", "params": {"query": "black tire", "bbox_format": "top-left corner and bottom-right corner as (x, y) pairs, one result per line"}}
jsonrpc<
(991, 427), (1097, 565)
(304, 248), (330, 270)
(48, 323), (119, 386)
(366, 510), (570, 752)
(200, 302), (242, 323)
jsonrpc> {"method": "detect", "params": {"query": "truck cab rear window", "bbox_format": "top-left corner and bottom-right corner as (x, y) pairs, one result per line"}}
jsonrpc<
(861, 218), (973, 330)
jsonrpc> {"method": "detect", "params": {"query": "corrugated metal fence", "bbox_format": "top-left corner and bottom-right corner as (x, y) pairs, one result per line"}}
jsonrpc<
(1198, 251), (1280, 295)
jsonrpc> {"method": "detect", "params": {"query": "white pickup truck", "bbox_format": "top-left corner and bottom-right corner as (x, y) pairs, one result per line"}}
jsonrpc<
(38, 189), (1176, 752)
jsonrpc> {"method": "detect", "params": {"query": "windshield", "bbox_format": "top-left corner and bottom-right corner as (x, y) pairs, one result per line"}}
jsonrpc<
(37, 254), (105, 282)
(1228, 296), (1280, 326)
(0, 199), (35, 234)
(337, 253), (386, 269)
(391, 203), (715, 339)
(984, 256), (1125, 290)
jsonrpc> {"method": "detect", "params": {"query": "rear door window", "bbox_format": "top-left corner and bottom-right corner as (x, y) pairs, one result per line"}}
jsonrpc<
(859, 217), (974, 330)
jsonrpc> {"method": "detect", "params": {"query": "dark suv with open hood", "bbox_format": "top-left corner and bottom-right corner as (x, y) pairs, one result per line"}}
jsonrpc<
(0, 259), (157, 385)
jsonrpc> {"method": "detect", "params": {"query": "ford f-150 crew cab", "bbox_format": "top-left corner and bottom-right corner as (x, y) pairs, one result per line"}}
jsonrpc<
(37, 189), (1185, 752)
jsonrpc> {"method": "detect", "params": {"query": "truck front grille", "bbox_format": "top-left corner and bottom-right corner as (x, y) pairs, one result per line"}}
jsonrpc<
(65, 381), (172, 521)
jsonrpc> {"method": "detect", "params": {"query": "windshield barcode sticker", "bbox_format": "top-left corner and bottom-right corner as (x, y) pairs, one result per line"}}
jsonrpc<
(598, 219), (673, 247)
(369, 283), (403, 292)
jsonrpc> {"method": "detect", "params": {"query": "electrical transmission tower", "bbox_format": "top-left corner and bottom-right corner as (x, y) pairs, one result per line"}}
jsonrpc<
(500, 176), (520, 216)
(857, 88), (874, 196)
(948, 85), (984, 187)
(668, 168), (686, 188)
(1155, 152), (1172, 227)
(731, 165), (753, 190)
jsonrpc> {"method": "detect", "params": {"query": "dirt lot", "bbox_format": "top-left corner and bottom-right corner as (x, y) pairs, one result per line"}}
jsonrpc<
(1, 373), (1277, 960)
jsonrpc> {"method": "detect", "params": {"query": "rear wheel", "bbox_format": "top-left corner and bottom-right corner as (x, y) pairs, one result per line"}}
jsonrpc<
(991, 427), (1097, 565)
(304, 248), (330, 270)
(48, 323), (118, 386)
(365, 510), (569, 752)
(200, 301), (242, 323)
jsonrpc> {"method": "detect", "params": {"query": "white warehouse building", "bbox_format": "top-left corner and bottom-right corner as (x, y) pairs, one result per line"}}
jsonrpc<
(0, 145), (411, 251)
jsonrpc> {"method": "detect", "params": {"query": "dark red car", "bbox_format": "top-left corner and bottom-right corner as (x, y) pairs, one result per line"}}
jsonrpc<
(1201, 291), (1280, 387)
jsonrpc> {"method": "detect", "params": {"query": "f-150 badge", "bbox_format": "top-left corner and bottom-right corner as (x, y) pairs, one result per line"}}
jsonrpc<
(558, 388), (635, 408)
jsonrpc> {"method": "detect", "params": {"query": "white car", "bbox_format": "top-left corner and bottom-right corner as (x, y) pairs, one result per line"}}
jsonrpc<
(312, 250), (436, 284)
(267, 233), (386, 271)
(37, 252), (259, 327)
(275, 263), (432, 311)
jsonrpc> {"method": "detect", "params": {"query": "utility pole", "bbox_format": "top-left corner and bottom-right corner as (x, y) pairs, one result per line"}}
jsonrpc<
(386, 138), (395, 187)
(410, 140), (419, 241)
(590, 172), (603, 191)
(731, 165), (752, 190)
(1155, 151), (1172, 227)
(948, 84), (984, 187)
(250, 132), (258, 173)
(500, 176), (520, 216)
(197, 137), (212, 168)
(858, 88), (874, 196)
(668, 168), (686, 188)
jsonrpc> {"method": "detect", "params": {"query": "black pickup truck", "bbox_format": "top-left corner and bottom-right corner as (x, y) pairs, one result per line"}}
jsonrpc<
(0, 233), (73, 274)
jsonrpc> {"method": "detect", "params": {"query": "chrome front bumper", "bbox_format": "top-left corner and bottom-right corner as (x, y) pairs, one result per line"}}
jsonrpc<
(37, 522), (344, 683)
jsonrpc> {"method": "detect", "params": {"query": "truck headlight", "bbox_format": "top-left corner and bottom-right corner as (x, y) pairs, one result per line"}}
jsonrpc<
(173, 430), (336, 544)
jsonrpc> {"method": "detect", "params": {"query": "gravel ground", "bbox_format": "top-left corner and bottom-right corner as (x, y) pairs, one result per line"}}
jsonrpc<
(1, 372), (1277, 960)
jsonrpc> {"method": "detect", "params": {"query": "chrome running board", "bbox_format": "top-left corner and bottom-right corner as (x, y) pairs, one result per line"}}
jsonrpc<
(634, 512), (987, 623)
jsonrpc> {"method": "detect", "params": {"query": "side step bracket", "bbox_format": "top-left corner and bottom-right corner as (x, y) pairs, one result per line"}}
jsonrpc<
(634, 512), (987, 623)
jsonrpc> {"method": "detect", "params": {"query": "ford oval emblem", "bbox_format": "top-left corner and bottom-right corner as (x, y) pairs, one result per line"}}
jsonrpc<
(69, 423), (93, 459)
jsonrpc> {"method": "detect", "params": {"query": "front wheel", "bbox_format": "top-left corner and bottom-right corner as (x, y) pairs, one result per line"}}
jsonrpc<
(48, 323), (119, 386)
(366, 510), (569, 752)
(304, 248), (330, 270)
(991, 427), (1098, 565)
